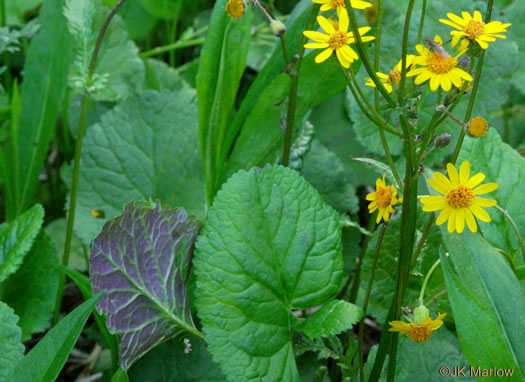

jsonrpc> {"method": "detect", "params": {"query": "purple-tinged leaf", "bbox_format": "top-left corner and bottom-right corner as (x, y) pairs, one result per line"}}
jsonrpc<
(90, 200), (203, 370)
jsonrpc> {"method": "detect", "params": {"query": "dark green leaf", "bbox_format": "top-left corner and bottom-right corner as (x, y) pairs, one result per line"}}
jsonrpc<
(0, 302), (24, 382)
(7, 294), (101, 382)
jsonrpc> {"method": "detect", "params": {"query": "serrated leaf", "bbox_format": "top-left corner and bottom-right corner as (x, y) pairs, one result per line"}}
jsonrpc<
(91, 201), (202, 370)
(0, 204), (44, 282)
(0, 302), (24, 382)
(195, 165), (343, 381)
(458, 128), (525, 258)
(2, 232), (60, 340)
(296, 300), (363, 339)
(16, 0), (73, 214)
(288, 119), (315, 170)
(301, 139), (359, 213)
(67, 4), (144, 101)
(73, 90), (204, 244)
(7, 294), (101, 382)
(440, 230), (525, 379)
(143, 58), (195, 95)
(128, 339), (224, 382)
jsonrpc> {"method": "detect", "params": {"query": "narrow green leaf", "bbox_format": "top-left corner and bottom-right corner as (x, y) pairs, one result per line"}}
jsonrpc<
(197, 0), (251, 202)
(195, 165), (343, 381)
(440, 232), (525, 379)
(2, 232), (60, 340)
(111, 368), (129, 382)
(17, 0), (73, 213)
(0, 302), (24, 382)
(296, 300), (363, 339)
(8, 294), (101, 382)
(0, 204), (44, 283)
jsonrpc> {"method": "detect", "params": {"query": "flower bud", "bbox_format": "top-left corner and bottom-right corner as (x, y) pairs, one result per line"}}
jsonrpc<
(270, 20), (287, 36)
(225, 0), (245, 19)
(413, 305), (430, 324)
(434, 133), (451, 149)
(467, 117), (488, 138)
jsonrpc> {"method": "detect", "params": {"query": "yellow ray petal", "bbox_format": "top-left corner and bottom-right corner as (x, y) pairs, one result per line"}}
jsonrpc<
(304, 31), (330, 42)
(467, 172), (485, 188)
(447, 163), (459, 185)
(447, 13), (467, 26)
(456, 208), (465, 233)
(470, 204), (491, 222)
(315, 48), (333, 63)
(473, 182), (498, 195)
(428, 178), (449, 195)
(474, 197), (497, 207)
(436, 207), (452, 225)
(448, 209), (457, 232)
(464, 208), (477, 232)
(337, 7), (349, 32)
(318, 16), (336, 35)
(459, 160), (470, 184)
(433, 172), (453, 190)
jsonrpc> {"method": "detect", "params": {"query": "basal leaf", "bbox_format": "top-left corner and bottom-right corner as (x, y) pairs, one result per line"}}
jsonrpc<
(74, 90), (204, 244)
(2, 232), (60, 340)
(0, 302), (24, 382)
(301, 139), (359, 214)
(439, 235), (525, 379)
(197, 0), (251, 201)
(194, 165), (343, 381)
(0, 204), (44, 283)
(16, 0), (72, 214)
(296, 300), (363, 339)
(7, 294), (101, 382)
(128, 339), (224, 382)
(90, 201), (202, 370)
(458, 128), (525, 258)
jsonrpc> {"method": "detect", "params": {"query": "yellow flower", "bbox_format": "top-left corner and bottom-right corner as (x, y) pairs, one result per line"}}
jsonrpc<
(312, 0), (372, 12)
(303, 8), (375, 68)
(366, 175), (402, 224)
(440, 11), (511, 50)
(389, 313), (446, 343)
(225, 0), (245, 19)
(467, 117), (488, 138)
(365, 55), (416, 93)
(421, 160), (498, 233)
(408, 36), (473, 92)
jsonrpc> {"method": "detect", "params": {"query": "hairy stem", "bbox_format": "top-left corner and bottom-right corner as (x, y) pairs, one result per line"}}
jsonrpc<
(53, 0), (128, 324)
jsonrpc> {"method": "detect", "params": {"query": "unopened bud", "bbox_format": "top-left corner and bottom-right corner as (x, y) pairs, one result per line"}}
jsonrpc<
(434, 133), (451, 149)
(458, 56), (471, 70)
(468, 117), (488, 138)
(413, 305), (430, 324)
(225, 0), (245, 19)
(270, 20), (287, 36)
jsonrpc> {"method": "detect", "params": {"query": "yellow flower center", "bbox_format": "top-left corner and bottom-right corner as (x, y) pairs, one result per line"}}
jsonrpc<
(408, 325), (432, 342)
(329, 31), (348, 50)
(446, 185), (475, 209)
(465, 19), (485, 39)
(375, 186), (393, 208)
(467, 116), (488, 138)
(389, 70), (401, 85)
(330, 0), (345, 9)
(427, 53), (457, 74)
(225, 0), (244, 19)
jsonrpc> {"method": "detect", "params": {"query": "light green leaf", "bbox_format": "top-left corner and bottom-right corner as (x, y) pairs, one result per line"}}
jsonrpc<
(111, 369), (129, 382)
(143, 58), (195, 94)
(0, 204), (44, 283)
(45, 218), (87, 272)
(195, 165), (343, 381)
(68, 5), (144, 101)
(197, 0), (251, 201)
(352, 157), (400, 191)
(16, 0), (72, 214)
(296, 300), (363, 339)
(7, 294), (101, 382)
(5, 0), (42, 25)
(2, 232), (60, 340)
(139, 0), (181, 19)
(301, 139), (359, 213)
(0, 302), (24, 382)
(439, 233), (525, 379)
(504, 1), (525, 94)
(458, 128), (525, 258)
(128, 339), (224, 382)
(73, 90), (204, 244)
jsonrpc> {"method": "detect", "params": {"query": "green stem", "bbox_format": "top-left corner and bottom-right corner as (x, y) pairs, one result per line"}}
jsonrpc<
(281, 5), (319, 166)
(344, 0), (396, 106)
(411, 214), (433, 268)
(140, 38), (205, 59)
(418, 258), (440, 306)
(397, 0), (416, 107)
(416, 0), (426, 45)
(451, 0), (494, 164)
(495, 205), (525, 263)
(373, 0), (384, 110)
(347, 218), (376, 302)
(359, 222), (388, 382)
(53, 0), (128, 324)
